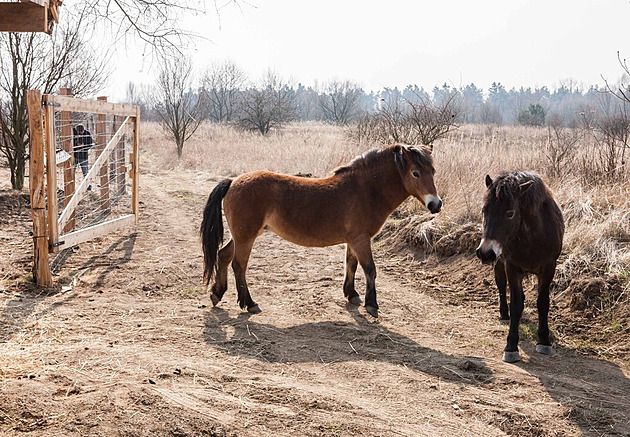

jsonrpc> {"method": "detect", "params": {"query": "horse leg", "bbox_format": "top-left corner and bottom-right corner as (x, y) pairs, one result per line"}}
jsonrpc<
(349, 238), (378, 318)
(494, 259), (509, 322)
(210, 239), (234, 306)
(535, 262), (556, 355)
(232, 238), (261, 314)
(503, 263), (525, 363)
(343, 245), (362, 305)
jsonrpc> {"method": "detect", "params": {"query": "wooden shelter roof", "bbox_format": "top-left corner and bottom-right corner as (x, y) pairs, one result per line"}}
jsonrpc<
(0, 0), (62, 34)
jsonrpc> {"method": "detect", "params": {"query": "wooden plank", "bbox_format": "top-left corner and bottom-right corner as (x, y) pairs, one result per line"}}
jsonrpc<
(96, 96), (110, 212)
(44, 94), (139, 117)
(58, 214), (135, 249)
(132, 109), (140, 223)
(0, 3), (47, 32)
(44, 101), (59, 253)
(19, 0), (49, 6)
(60, 88), (75, 234)
(27, 89), (52, 287)
(57, 117), (130, 230)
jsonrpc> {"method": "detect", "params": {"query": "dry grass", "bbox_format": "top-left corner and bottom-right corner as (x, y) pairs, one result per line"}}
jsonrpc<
(143, 121), (630, 283)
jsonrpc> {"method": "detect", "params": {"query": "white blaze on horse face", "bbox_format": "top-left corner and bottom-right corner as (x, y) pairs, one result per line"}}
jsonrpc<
(477, 238), (503, 258)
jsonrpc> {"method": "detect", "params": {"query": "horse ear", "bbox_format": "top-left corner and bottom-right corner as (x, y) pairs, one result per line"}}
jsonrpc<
(393, 145), (407, 171)
(485, 175), (493, 188)
(426, 143), (433, 154)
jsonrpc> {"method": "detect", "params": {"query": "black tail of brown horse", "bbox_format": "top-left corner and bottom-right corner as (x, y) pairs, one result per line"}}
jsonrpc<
(201, 179), (233, 285)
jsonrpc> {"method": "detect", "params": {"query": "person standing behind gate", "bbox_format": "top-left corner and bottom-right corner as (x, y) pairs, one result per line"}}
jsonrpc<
(73, 124), (94, 188)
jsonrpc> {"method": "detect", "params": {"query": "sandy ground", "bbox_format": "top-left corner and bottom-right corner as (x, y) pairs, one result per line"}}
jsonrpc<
(1, 158), (630, 437)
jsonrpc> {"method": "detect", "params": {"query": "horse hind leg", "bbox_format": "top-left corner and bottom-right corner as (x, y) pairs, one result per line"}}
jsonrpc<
(210, 239), (234, 306)
(343, 245), (362, 305)
(232, 238), (261, 314)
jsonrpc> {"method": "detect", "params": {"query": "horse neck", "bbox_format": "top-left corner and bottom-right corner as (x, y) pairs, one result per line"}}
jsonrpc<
(347, 157), (410, 213)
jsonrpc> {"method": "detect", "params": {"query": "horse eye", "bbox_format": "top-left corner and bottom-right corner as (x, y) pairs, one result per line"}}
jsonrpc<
(412, 170), (420, 178)
(506, 209), (515, 219)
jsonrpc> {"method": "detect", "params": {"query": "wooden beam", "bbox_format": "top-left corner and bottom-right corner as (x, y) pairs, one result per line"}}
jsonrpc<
(60, 88), (75, 234)
(0, 3), (47, 33)
(132, 109), (140, 223)
(26, 89), (52, 287)
(57, 117), (130, 231)
(44, 95), (139, 117)
(58, 214), (135, 249)
(44, 100), (59, 253)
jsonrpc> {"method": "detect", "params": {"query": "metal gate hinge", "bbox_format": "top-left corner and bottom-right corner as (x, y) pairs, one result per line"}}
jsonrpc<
(42, 101), (61, 107)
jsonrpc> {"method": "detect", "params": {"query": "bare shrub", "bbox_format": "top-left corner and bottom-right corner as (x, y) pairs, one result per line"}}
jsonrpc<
(351, 92), (461, 146)
(236, 71), (296, 135)
(544, 122), (582, 179)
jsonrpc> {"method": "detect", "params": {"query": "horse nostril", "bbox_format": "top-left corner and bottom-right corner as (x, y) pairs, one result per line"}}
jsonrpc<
(428, 199), (442, 214)
(476, 248), (482, 259)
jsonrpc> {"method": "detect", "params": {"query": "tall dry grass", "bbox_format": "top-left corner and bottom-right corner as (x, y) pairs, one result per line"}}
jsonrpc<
(142, 121), (630, 285)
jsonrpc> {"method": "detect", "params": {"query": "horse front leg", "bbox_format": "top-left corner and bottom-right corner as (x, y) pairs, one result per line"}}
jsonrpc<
(343, 245), (362, 305)
(349, 238), (378, 318)
(211, 239), (234, 306)
(535, 262), (556, 355)
(494, 259), (509, 322)
(232, 239), (261, 314)
(503, 263), (525, 363)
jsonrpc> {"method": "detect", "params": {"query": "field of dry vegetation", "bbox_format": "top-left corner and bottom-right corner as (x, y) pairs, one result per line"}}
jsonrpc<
(1, 120), (630, 436)
(148, 120), (630, 361)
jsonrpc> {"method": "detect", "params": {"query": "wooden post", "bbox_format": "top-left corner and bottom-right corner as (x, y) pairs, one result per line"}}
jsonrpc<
(26, 89), (52, 287)
(60, 87), (75, 233)
(132, 108), (140, 223)
(44, 95), (59, 253)
(96, 96), (110, 212)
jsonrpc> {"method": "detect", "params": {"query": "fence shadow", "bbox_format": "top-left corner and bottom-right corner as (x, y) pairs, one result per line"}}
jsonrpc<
(1, 233), (136, 344)
(203, 306), (494, 386)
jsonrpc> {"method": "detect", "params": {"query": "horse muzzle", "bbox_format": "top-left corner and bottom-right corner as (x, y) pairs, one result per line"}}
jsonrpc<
(476, 239), (502, 264)
(425, 195), (442, 214)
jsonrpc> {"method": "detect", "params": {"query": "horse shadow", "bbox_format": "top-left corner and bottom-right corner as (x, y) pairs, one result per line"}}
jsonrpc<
(515, 340), (630, 435)
(0, 233), (137, 344)
(203, 305), (494, 386)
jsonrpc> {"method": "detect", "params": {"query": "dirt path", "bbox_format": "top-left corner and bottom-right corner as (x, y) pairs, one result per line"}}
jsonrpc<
(1, 161), (630, 436)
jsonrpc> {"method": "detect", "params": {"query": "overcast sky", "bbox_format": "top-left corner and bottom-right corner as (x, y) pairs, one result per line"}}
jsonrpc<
(105, 0), (629, 100)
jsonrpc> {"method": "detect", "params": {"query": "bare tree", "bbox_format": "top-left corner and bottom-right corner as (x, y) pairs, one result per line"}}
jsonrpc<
(352, 91), (461, 146)
(201, 60), (246, 123)
(152, 54), (207, 157)
(318, 80), (362, 125)
(236, 71), (296, 135)
(0, 19), (109, 190)
(76, 0), (247, 54)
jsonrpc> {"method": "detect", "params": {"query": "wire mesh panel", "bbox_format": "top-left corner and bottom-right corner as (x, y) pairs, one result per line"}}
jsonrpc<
(43, 94), (139, 252)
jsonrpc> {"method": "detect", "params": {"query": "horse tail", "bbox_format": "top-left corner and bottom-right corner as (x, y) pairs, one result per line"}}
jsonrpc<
(201, 179), (233, 285)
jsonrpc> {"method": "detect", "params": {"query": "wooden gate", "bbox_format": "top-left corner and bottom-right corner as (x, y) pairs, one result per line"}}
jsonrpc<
(26, 89), (140, 286)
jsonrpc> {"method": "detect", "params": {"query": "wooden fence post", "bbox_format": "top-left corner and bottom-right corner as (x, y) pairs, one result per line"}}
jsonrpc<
(26, 89), (52, 287)
(60, 87), (75, 233)
(132, 107), (140, 223)
(96, 96), (110, 212)
(44, 95), (59, 253)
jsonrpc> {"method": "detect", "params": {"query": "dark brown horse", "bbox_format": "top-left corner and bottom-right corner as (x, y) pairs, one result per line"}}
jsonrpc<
(476, 171), (564, 363)
(201, 144), (442, 318)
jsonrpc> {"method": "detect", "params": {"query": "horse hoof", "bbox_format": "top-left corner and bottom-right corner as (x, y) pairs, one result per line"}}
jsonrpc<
(365, 305), (379, 318)
(499, 318), (509, 325)
(502, 351), (521, 363)
(247, 304), (262, 314)
(210, 294), (221, 307)
(536, 344), (552, 355)
(349, 296), (363, 305)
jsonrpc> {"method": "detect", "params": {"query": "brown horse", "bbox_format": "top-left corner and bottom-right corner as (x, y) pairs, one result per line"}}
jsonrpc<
(201, 144), (442, 318)
(476, 171), (564, 363)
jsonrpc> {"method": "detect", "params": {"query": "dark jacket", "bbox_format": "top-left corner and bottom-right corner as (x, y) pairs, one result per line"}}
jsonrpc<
(73, 128), (94, 151)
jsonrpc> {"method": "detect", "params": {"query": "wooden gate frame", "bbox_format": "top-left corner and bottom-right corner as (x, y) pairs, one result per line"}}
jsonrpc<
(26, 89), (140, 286)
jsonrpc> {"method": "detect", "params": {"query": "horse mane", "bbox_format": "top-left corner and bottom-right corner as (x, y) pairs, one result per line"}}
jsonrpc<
(334, 144), (432, 175)
(488, 171), (549, 208)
